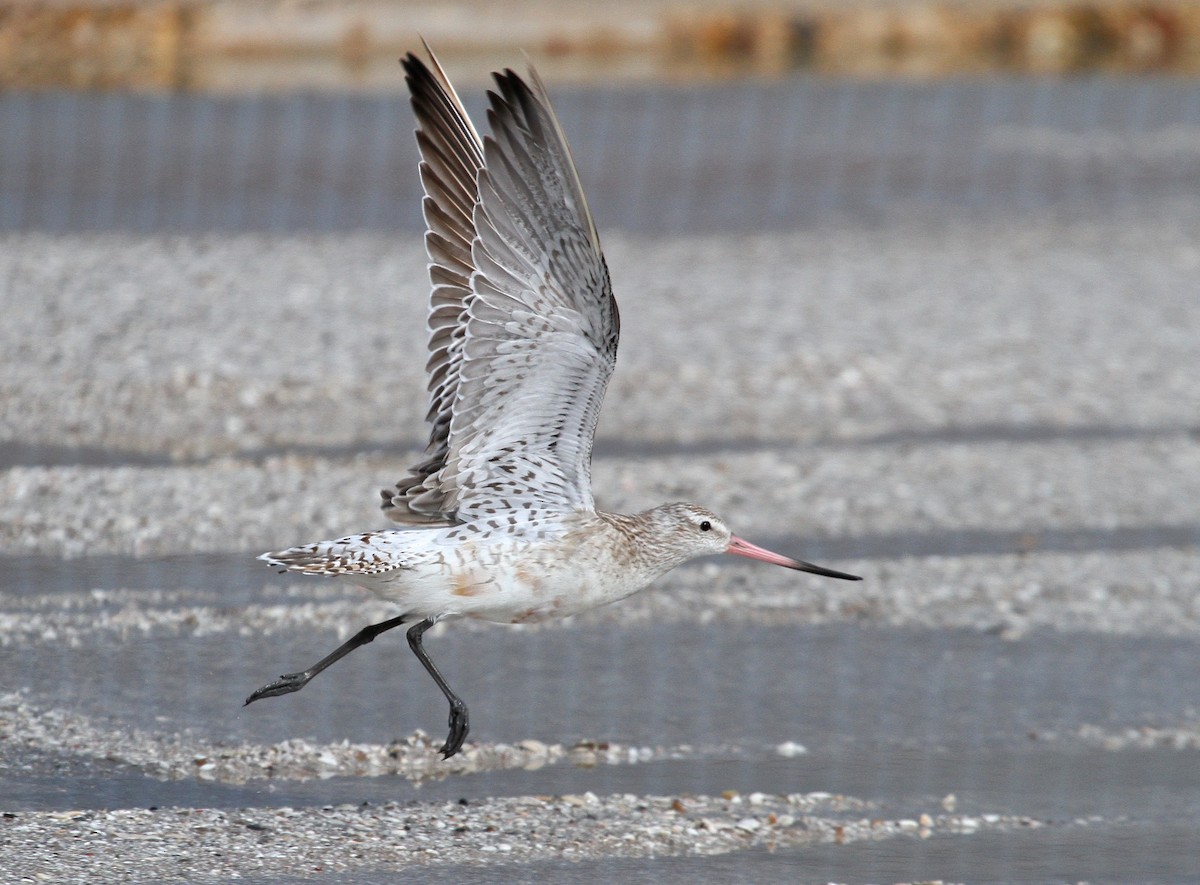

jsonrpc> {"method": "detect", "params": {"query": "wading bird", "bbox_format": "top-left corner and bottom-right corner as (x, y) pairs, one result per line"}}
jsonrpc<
(245, 45), (861, 759)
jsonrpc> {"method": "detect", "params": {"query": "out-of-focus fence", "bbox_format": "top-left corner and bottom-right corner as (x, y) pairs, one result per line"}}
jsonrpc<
(2, 77), (1199, 233)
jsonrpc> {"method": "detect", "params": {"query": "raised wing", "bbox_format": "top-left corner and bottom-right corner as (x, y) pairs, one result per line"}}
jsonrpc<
(383, 50), (619, 525)
(382, 48), (486, 523)
(443, 66), (618, 521)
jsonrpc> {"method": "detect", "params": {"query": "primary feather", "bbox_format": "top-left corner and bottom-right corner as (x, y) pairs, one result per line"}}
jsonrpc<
(382, 50), (618, 527)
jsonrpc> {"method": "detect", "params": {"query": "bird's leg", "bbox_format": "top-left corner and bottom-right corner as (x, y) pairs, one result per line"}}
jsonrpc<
(244, 614), (409, 705)
(406, 617), (470, 759)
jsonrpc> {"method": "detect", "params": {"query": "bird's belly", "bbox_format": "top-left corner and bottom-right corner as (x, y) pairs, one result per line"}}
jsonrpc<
(361, 558), (641, 625)
(350, 524), (652, 625)
(474, 561), (640, 624)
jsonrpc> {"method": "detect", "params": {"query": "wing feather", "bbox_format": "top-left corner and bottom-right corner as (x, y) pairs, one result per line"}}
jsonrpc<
(382, 47), (486, 523)
(435, 67), (617, 521)
(383, 50), (618, 525)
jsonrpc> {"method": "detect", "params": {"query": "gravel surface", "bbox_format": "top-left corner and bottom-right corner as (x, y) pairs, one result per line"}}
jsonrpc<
(2, 788), (1030, 884)
(3, 434), (1200, 557)
(4, 207), (1198, 457)
(3, 198), (1199, 880)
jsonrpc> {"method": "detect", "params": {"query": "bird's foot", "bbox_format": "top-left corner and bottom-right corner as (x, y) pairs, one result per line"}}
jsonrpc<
(244, 671), (312, 706)
(439, 699), (470, 759)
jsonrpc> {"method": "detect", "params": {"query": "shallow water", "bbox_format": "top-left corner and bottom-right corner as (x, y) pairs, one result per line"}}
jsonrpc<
(4, 78), (1200, 879)
(5, 552), (1200, 881)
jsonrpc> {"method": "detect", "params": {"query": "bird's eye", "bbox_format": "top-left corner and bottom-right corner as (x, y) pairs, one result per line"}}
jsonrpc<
(699, 520), (712, 532)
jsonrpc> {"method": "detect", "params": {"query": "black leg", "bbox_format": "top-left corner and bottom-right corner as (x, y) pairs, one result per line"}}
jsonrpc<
(244, 614), (409, 706)
(407, 617), (470, 759)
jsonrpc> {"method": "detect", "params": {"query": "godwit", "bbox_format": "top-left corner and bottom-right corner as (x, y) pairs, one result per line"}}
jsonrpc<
(245, 45), (861, 759)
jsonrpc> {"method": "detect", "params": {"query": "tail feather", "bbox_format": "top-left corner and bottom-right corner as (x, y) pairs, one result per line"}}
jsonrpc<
(260, 532), (407, 577)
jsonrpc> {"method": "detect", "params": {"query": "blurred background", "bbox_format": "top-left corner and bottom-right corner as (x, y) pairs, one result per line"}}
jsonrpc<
(4, 0), (1200, 232)
(5, 0), (1200, 90)
(3, 1), (1200, 882)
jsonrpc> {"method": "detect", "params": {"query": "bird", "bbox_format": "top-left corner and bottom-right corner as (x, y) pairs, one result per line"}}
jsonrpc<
(244, 43), (862, 760)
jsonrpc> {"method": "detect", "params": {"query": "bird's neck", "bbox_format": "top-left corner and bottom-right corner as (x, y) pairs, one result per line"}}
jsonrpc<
(593, 509), (689, 578)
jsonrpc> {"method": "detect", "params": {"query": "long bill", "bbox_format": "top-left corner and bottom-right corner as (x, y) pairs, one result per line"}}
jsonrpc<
(726, 535), (862, 581)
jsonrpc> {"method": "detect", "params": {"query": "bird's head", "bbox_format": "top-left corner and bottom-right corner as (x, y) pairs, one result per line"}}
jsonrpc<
(644, 502), (862, 581)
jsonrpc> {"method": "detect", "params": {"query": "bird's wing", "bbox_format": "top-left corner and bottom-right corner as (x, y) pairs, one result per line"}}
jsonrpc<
(444, 64), (618, 522)
(383, 51), (618, 525)
(382, 47), (487, 523)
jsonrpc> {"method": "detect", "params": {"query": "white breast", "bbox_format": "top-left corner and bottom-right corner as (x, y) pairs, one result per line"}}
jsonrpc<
(351, 514), (656, 625)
